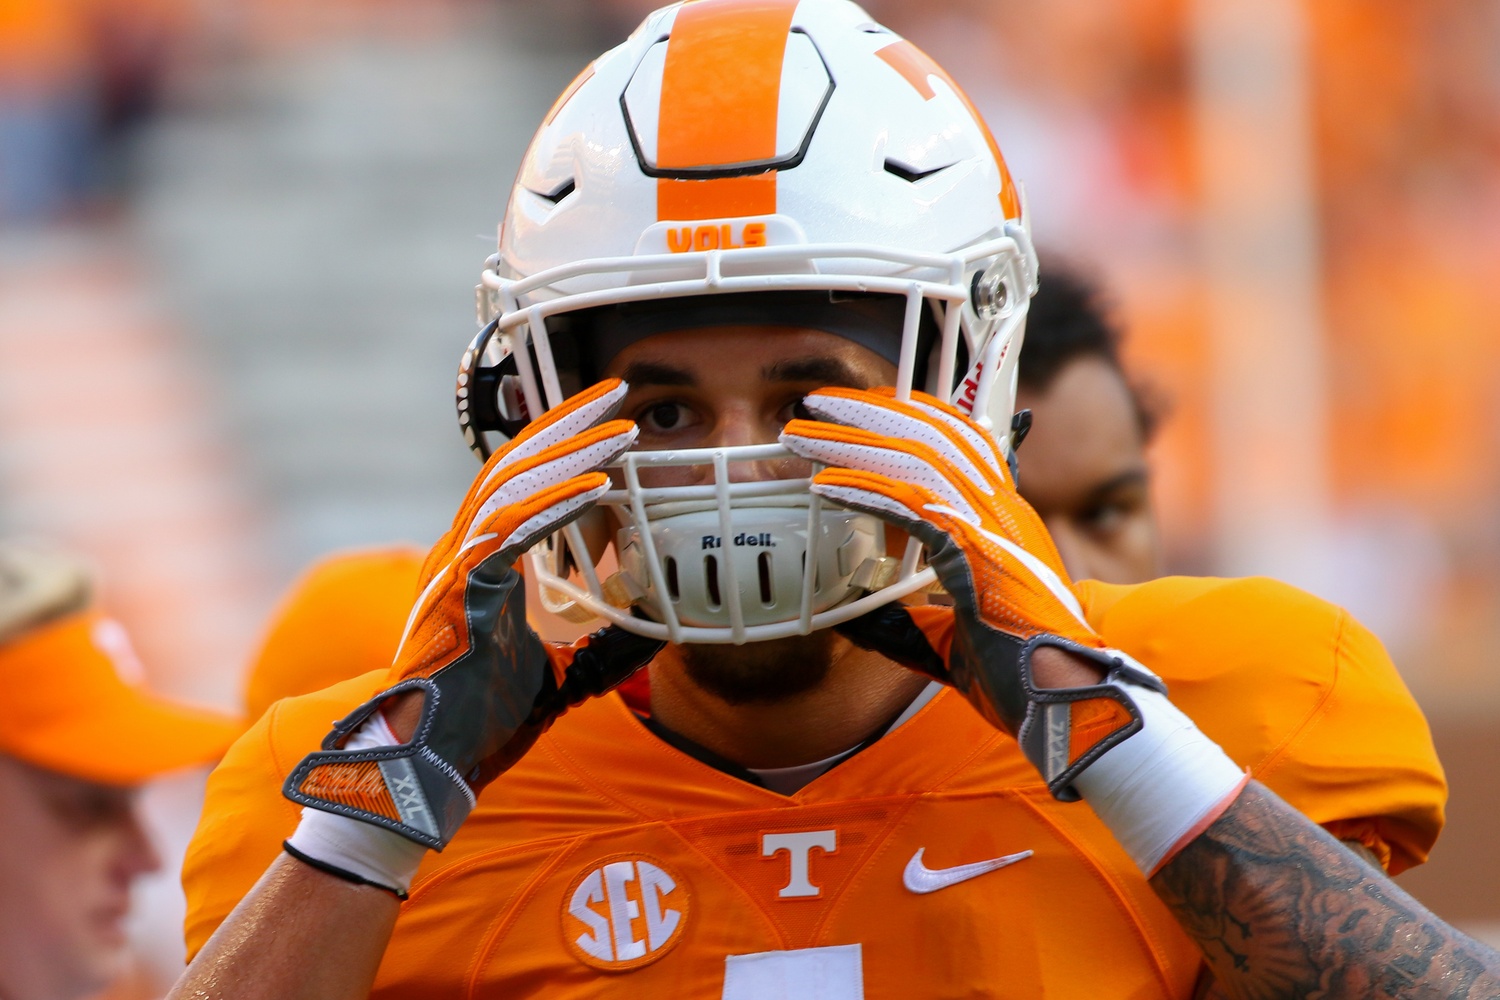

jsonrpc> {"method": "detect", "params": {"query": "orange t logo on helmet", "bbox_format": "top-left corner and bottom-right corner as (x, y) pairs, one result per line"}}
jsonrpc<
(874, 38), (1022, 220)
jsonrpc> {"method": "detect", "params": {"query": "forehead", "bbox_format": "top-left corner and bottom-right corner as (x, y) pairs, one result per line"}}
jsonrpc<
(1014, 357), (1145, 493)
(0, 752), (135, 816)
(601, 325), (897, 382)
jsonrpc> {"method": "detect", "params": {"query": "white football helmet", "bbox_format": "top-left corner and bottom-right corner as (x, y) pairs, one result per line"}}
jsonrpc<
(460, 0), (1037, 644)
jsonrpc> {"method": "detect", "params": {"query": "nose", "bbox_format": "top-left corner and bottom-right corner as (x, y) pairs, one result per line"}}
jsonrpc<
(710, 404), (808, 484)
(1041, 515), (1092, 582)
(116, 805), (163, 884)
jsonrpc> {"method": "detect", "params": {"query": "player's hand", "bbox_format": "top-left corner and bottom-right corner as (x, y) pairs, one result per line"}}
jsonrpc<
(285, 379), (664, 849)
(780, 387), (1164, 799)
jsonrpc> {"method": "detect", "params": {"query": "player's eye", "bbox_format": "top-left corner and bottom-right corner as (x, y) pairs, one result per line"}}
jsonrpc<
(1080, 502), (1126, 533)
(639, 401), (691, 432)
(1080, 493), (1145, 536)
(778, 397), (813, 425)
(43, 783), (136, 829)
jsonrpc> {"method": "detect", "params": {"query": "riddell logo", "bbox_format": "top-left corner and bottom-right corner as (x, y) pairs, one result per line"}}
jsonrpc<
(666, 223), (768, 253)
(953, 359), (985, 416)
(563, 855), (689, 970)
(701, 532), (776, 550)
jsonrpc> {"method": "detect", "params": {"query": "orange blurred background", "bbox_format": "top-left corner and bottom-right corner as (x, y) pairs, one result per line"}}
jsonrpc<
(2, 0), (1498, 992)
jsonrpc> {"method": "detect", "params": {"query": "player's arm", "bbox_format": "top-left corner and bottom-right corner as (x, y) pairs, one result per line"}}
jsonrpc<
(168, 855), (399, 1000)
(1188, 837), (1398, 1000)
(170, 381), (661, 1000)
(782, 388), (1500, 998)
(1154, 781), (1500, 999)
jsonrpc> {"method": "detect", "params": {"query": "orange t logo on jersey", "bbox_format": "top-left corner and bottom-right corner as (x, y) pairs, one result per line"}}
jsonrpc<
(762, 829), (838, 899)
(563, 854), (690, 970)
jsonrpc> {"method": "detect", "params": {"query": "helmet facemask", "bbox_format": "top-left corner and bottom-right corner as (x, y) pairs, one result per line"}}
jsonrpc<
(459, 235), (1036, 644)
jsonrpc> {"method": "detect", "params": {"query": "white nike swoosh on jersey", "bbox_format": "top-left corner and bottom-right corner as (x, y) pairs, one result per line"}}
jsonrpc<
(902, 847), (1034, 894)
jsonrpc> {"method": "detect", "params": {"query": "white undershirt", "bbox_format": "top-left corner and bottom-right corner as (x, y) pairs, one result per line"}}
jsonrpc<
(745, 681), (943, 795)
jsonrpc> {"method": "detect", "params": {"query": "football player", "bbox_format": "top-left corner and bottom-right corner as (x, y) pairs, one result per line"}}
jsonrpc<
(172, 2), (1491, 997)
(1014, 264), (1161, 585)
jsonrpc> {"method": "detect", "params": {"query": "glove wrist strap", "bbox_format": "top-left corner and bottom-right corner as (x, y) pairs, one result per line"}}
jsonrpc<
(283, 679), (477, 849)
(1014, 637), (1162, 800)
(1072, 667), (1249, 876)
(283, 710), (430, 893)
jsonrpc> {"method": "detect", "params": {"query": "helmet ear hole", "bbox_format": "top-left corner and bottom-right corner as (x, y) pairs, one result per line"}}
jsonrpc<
(457, 321), (532, 460)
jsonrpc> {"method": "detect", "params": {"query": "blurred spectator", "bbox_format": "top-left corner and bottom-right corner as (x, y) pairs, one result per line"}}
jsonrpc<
(0, 0), (98, 221)
(0, 542), (240, 1000)
(1016, 261), (1163, 584)
(0, 0), (182, 223)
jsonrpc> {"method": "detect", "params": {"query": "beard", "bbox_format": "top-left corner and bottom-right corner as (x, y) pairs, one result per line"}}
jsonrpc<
(680, 630), (839, 705)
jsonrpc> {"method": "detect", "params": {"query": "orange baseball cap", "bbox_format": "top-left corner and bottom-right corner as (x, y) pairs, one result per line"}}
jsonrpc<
(1, 609), (243, 786)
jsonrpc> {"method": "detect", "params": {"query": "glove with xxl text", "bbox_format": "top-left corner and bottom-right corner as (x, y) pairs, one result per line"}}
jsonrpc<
(285, 379), (663, 850)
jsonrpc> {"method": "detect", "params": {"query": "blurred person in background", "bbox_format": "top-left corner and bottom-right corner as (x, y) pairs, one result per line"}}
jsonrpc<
(1014, 262), (1161, 585)
(238, 546), (423, 725)
(0, 0), (181, 222)
(0, 542), (241, 1000)
(0, 0), (99, 221)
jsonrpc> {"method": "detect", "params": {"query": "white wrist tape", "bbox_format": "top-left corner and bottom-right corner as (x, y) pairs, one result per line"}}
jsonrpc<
(285, 712), (428, 894)
(1072, 671), (1249, 876)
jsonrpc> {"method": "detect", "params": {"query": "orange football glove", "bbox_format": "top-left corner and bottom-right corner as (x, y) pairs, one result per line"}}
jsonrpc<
(780, 387), (1165, 800)
(286, 380), (663, 848)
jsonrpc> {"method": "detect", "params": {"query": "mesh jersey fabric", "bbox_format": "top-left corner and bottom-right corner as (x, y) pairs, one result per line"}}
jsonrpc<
(184, 571), (1445, 998)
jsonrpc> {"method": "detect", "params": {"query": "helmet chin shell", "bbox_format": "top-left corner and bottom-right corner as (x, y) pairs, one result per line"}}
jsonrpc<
(616, 501), (880, 633)
(526, 443), (940, 645)
(472, 0), (1037, 642)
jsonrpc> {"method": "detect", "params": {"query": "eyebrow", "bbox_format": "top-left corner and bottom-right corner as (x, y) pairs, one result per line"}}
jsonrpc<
(618, 361), (697, 387)
(762, 357), (870, 387)
(1081, 468), (1149, 504)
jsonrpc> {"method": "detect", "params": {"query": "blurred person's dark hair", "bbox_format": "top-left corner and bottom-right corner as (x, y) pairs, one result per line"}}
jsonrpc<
(1019, 260), (1163, 441)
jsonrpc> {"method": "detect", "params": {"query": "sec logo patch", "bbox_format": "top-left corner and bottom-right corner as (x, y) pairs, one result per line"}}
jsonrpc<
(563, 854), (690, 971)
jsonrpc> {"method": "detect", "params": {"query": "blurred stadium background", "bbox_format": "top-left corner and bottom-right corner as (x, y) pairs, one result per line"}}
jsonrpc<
(2, 0), (1497, 992)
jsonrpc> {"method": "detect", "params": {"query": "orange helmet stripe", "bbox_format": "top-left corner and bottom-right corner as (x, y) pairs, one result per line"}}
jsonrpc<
(876, 40), (1022, 221)
(655, 0), (800, 220)
(658, 173), (778, 222)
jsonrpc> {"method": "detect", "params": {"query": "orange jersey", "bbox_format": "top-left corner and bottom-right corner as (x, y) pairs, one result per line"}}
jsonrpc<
(240, 545), (423, 722)
(185, 574), (1445, 998)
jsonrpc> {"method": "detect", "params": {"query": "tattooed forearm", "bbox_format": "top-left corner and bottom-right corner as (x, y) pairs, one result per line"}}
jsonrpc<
(1151, 781), (1500, 1000)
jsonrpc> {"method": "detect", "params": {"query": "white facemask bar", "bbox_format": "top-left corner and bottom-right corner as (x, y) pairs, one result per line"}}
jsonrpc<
(479, 236), (1029, 407)
(480, 233), (1036, 643)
